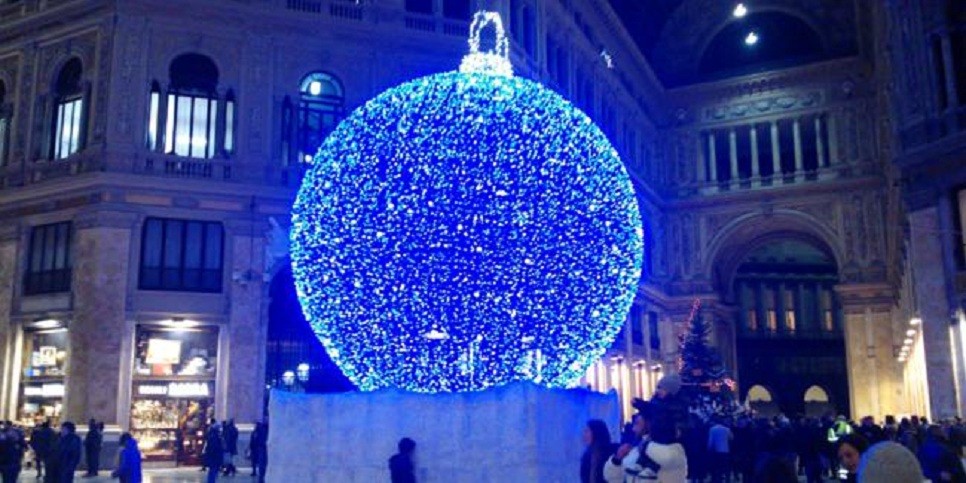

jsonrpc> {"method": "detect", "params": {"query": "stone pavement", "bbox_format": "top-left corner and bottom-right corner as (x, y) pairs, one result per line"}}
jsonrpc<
(16, 468), (258, 482)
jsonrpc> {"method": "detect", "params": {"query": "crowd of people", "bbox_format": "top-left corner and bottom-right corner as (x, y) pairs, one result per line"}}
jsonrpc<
(581, 375), (966, 483)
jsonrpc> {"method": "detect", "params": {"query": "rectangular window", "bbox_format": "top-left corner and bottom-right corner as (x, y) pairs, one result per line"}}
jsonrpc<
(147, 90), (160, 150)
(405, 0), (432, 14)
(647, 311), (660, 351)
(139, 218), (224, 293)
(165, 94), (217, 159)
(630, 304), (643, 346)
(747, 310), (758, 331)
(785, 288), (796, 331)
(756, 123), (774, 179)
(53, 98), (83, 159)
(442, 0), (471, 20)
(767, 311), (778, 332)
(24, 222), (72, 295)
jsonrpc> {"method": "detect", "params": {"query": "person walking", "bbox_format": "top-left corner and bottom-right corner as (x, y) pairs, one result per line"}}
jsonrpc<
(31, 421), (55, 479)
(917, 425), (966, 483)
(222, 419), (238, 476)
(248, 422), (268, 482)
(55, 422), (82, 483)
(111, 433), (142, 483)
(82, 419), (101, 477)
(202, 424), (223, 483)
(389, 437), (417, 483)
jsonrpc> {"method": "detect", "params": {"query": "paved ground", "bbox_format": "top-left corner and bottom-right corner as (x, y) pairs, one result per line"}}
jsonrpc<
(16, 468), (258, 482)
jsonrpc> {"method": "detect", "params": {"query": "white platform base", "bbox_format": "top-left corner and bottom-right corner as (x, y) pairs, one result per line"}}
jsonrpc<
(267, 382), (619, 482)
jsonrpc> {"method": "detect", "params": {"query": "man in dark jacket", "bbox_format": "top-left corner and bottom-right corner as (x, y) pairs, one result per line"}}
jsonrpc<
(222, 419), (238, 476)
(31, 421), (55, 478)
(83, 419), (101, 477)
(389, 437), (416, 483)
(202, 424), (223, 483)
(55, 422), (81, 483)
(918, 425), (966, 483)
(248, 421), (268, 482)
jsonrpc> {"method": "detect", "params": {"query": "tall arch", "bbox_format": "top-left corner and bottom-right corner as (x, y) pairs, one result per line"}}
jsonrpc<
(704, 209), (845, 301)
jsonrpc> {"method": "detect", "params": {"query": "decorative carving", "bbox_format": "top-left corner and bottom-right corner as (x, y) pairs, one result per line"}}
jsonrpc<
(704, 91), (824, 122)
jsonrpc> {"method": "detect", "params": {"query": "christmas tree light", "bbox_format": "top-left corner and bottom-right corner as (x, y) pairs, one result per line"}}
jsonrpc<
(290, 11), (643, 393)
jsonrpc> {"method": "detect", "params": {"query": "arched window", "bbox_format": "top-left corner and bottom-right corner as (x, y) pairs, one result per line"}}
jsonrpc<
(150, 53), (234, 159)
(804, 385), (829, 403)
(51, 58), (85, 160)
(747, 384), (773, 402)
(0, 80), (9, 166)
(285, 72), (344, 164)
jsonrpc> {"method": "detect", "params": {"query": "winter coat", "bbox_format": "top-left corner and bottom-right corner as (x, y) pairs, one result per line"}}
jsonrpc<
(30, 427), (55, 458)
(389, 452), (416, 483)
(112, 438), (142, 483)
(603, 440), (687, 483)
(582, 444), (618, 483)
(83, 428), (101, 450)
(0, 434), (22, 472)
(56, 433), (82, 483)
(202, 429), (223, 469)
(248, 424), (268, 465)
(918, 439), (966, 483)
(223, 423), (239, 455)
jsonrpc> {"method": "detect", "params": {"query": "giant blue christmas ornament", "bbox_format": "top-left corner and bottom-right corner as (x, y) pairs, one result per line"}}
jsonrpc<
(291, 12), (643, 393)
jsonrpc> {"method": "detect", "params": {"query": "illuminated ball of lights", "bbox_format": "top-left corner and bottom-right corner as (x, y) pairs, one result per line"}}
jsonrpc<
(291, 12), (643, 393)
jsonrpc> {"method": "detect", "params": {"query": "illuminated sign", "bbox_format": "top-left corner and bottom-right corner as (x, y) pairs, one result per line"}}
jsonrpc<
(24, 384), (64, 398)
(137, 382), (210, 398)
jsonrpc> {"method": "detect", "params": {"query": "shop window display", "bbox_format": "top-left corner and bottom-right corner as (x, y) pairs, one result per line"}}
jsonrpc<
(18, 328), (68, 427)
(131, 325), (218, 464)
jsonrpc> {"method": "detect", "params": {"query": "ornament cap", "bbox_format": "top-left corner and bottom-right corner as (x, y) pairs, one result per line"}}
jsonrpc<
(459, 11), (513, 77)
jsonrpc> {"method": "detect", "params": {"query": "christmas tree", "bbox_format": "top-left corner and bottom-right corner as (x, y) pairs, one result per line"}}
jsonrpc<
(677, 300), (738, 421)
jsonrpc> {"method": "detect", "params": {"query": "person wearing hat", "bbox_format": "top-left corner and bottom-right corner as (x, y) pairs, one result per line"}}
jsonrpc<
(856, 441), (924, 483)
(603, 386), (688, 483)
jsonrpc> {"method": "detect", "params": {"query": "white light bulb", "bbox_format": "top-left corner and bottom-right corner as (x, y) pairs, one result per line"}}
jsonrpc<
(745, 31), (759, 46)
(733, 3), (748, 18)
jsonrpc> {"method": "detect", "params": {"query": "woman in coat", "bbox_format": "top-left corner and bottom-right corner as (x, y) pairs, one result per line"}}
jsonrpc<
(110, 433), (141, 483)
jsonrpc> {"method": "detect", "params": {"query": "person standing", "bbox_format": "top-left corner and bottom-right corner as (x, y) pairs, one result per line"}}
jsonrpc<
(222, 419), (238, 476)
(202, 424), (223, 483)
(31, 421), (55, 479)
(248, 422), (268, 482)
(82, 419), (101, 477)
(389, 437), (417, 483)
(0, 424), (22, 483)
(581, 419), (616, 483)
(707, 417), (733, 483)
(110, 433), (142, 483)
(56, 422), (82, 483)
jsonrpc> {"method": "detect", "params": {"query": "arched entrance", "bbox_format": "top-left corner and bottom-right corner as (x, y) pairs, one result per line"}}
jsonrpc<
(265, 265), (354, 402)
(804, 385), (833, 417)
(731, 239), (849, 417)
(746, 384), (779, 416)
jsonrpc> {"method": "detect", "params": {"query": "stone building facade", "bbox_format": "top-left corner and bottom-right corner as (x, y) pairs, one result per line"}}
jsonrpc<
(0, 0), (960, 465)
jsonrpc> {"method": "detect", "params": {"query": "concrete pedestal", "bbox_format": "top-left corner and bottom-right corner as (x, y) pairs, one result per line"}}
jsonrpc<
(267, 382), (619, 482)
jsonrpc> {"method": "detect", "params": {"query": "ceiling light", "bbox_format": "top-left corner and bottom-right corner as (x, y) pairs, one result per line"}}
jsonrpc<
(910, 317), (922, 326)
(897, 356), (906, 362)
(906, 329), (916, 337)
(744, 31), (759, 46)
(733, 3), (748, 18)
(903, 337), (914, 345)
(309, 81), (323, 96)
(32, 319), (62, 329)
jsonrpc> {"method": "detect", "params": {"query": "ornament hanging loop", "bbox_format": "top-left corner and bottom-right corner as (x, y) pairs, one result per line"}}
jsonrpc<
(459, 11), (514, 77)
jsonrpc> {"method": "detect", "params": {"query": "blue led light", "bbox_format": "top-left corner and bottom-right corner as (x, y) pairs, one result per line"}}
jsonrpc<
(290, 12), (643, 393)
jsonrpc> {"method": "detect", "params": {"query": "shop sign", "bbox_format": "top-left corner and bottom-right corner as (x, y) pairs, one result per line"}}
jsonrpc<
(137, 382), (210, 398)
(24, 383), (64, 398)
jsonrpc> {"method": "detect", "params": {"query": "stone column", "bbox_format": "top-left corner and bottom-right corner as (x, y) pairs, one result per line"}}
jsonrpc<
(224, 221), (269, 425)
(909, 208), (960, 418)
(750, 126), (760, 187)
(0, 225), (18, 420)
(837, 285), (904, 421)
(815, 117), (826, 168)
(770, 122), (781, 181)
(793, 118), (804, 181)
(728, 129), (739, 185)
(66, 212), (135, 425)
(708, 133), (718, 182)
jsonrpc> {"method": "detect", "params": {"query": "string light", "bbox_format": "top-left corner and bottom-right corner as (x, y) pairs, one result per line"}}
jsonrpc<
(290, 11), (643, 393)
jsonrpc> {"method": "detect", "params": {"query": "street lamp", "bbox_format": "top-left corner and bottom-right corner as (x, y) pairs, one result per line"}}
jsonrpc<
(297, 363), (310, 383)
(282, 370), (295, 388)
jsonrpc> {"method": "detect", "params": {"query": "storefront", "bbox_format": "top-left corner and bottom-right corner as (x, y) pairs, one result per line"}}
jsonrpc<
(130, 324), (218, 464)
(17, 322), (68, 428)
